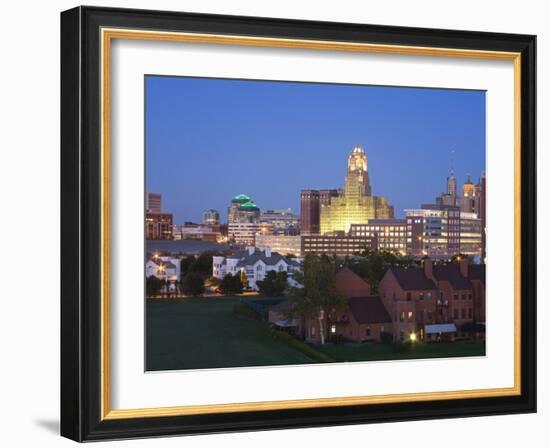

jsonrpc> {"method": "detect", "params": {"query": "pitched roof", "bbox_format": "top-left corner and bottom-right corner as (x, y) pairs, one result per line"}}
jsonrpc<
(270, 300), (292, 313)
(335, 267), (371, 298)
(235, 249), (290, 267)
(468, 264), (486, 285)
(389, 267), (436, 291)
(432, 264), (472, 289)
(348, 296), (392, 324)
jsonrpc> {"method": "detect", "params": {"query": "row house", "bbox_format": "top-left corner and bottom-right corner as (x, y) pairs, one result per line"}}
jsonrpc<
(270, 267), (392, 344)
(379, 259), (485, 342)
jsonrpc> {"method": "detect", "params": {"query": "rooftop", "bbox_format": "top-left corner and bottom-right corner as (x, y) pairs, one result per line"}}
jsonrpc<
(389, 266), (437, 291)
(432, 264), (472, 289)
(348, 296), (392, 324)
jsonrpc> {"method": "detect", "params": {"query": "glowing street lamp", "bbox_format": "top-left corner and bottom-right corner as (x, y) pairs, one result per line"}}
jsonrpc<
(409, 332), (417, 342)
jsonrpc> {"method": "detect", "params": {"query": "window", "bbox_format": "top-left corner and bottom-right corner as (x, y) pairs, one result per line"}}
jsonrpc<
(461, 293), (467, 300)
(256, 265), (262, 271)
(400, 312), (405, 322)
(311, 327), (316, 337)
(461, 309), (466, 319)
(407, 311), (413, 321)
(427, 292), (432, 300)
(468, 308), (473, 319)
(406, 292), (412, 301)
(454, 309), (459, 319)
(366, 327), (371, 337)
(399, 331), (404, 341)
(330, 324), (336, 334)
(453, 293), (459, 300)
(468, 293), (473, 300)
(419, 292), (424, 301)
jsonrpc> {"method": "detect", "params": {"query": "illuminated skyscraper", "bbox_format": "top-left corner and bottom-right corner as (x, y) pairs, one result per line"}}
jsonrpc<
(320, 146), (394, 234)
(227, 194), (260, 223)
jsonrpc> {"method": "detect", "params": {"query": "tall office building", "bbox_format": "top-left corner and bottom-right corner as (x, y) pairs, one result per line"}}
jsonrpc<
(203, 209), (220, 225)
(406, 205), (481, 258)
(319, 146), (394, 234)
(145, 191), (162, 213)
(227, 194), (260, 224)
(300, 189), (321, 235)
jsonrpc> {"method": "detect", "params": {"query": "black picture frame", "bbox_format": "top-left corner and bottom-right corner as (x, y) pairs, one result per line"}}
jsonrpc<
(61, 5), (536, 442)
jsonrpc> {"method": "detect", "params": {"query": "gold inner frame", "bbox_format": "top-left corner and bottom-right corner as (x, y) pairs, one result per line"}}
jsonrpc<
(100, 27), (522, 420)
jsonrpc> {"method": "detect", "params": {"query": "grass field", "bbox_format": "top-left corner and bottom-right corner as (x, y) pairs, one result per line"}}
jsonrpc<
(146, 297), (485, 371)
(316, 340), (485, 363)
(146, 297), (315, 371)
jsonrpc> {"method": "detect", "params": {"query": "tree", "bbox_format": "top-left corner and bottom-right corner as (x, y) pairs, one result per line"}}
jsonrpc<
(190, 252), (214, 276)
(285, 254), (345, 344)
(180, 255), (196, 275)
(180, 272), (205, 296)
(219, 273), (243, 295)
(146, 275), (163, 297)
(348, 250), (414, 293)
(257, 271), (287, 297)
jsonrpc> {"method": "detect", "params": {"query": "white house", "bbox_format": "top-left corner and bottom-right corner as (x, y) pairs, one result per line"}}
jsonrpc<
(145, 256), (181, 292)
(212, 247), (300, 290)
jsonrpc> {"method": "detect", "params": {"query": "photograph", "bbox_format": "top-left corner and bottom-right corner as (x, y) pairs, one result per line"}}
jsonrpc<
(144, 76), (487, 371)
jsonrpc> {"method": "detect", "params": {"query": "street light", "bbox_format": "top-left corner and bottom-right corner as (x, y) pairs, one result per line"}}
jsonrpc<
(409, 332), (417, 342)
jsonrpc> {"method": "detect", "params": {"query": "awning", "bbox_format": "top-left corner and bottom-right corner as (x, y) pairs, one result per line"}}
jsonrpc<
(272, 319), (298, 328)
(424, 323), (457, 334)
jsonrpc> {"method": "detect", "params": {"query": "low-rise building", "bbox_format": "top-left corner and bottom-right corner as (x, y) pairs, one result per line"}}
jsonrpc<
(145, 256), (180, 292)
(349, 219), (407, 254)
(212, 247), (299, 290)
(379, 259), (484, 342)
(228, 222), (261, 245)
(255, 234), (302, 257)
(406, 206), (481, 258)
(145, 213), (173, 240)
(301, 233), (375, 257)
(260, 208), (300, 235)
(270, 267), (392, 344)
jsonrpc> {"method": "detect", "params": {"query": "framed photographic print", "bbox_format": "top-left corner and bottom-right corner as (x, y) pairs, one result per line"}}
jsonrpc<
(60, 6), (536, 442)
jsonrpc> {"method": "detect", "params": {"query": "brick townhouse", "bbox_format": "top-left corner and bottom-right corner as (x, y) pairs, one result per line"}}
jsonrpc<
(379, 259), (485, 342)
(269, 267), (392, 343)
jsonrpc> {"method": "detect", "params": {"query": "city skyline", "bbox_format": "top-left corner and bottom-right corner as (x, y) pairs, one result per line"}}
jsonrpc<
(146, 76), (486, 224)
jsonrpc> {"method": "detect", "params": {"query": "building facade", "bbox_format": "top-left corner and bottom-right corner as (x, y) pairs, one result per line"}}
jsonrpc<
(379, 259), (484, 342)
(202, 209), (220, 225)
(406, 206), (481, 258)
(349, 219), (407, 254)
(301, 233), (375, 257)
(320, 146), (394, 234)
(227, 194), (260, 223)
(228, 222), (260, 245)
(300, 189), (321, 235)
(260, 208), (300, 235)
(255, 234), (302, 257)
(145, 191), (162, 213)
(145, 213), (173, 240)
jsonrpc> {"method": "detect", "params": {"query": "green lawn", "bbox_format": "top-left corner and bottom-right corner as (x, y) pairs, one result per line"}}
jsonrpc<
(146, 297), (315, 371)
(315, 340), (485, 363)
(146, 297), (485, 371)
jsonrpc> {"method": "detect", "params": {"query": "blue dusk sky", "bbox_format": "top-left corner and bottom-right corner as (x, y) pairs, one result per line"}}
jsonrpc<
(145, 76), (485, 223)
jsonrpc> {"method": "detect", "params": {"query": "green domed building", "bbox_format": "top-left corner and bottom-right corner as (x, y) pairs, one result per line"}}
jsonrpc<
(228, 194), (260, 223)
